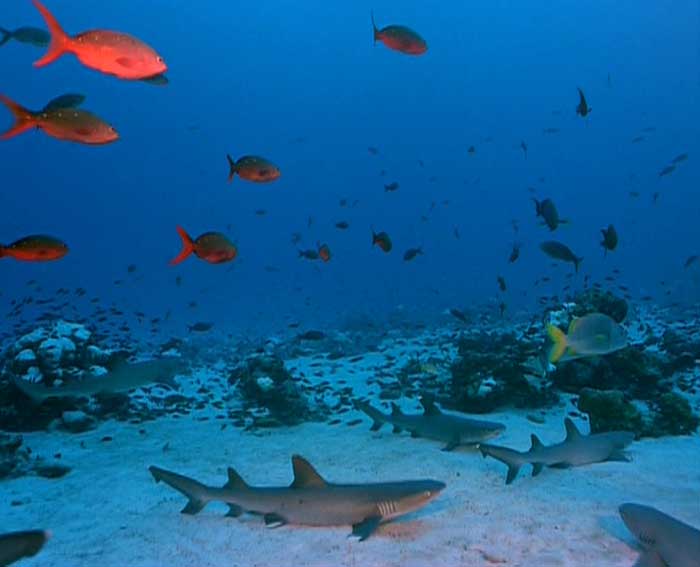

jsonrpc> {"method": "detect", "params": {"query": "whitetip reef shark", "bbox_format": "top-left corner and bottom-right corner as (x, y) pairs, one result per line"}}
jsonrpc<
(12, 358), (182, 403)
(0, 530), (49, 566)
(619, 503), (700, 567)
(150, 455), (445, 541)
(479, 418), (634, 484)
(356, 397), (506, 450)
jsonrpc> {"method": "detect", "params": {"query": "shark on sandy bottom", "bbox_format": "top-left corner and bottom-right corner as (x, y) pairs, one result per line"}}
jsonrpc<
(0, 530), (49, 566)
(12, 358), (183, 403)
(356, 397), (506, 451)
(619, 503), (700, 567)
(150, 455), (445, 541)
(478, 418), (634, 484)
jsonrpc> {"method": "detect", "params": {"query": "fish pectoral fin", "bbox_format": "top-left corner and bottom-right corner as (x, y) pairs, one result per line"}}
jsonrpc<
(225, 504), (243, 518)
(441, 438), (460, 452)
(263, 513), (287, 528)
(531, 463), (544, 477)
(351, 516), (382, 542)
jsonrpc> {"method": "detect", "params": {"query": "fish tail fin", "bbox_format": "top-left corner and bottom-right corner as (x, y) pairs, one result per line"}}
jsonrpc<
(574, 256), (583, 273)
(479, 445), (521, 485)
(371, 10), (379, 43)
(170, 226), (194, 265)
(0, 94), (37, 140)
(546, 324), (567, 363)
(149, 466), (211, 515)
(532, 198), (541, 216)
(226, 154), (236, 183)
(32, 0), (71, 68)
(0, 27), (11, 47)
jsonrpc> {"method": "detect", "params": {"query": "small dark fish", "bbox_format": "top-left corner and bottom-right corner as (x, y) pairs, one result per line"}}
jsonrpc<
(631, 136), (644, 143)
(339, 198), (347, 207)
(298, 249), (319, 260)
(508, 242), (521, 264)
(533, 198), (565, 231)
(449, 308), (468, 324)
(290, 232), (302, 245)
(467, 145), (476, 154)
(175, 276), (182, 287)
(684, 255), (698, 269)
(255, 209), (267, 216)
(127, 264), (137, 273)
(453, 226), (461, 240)
(601, 225), (618, 255)
(642, 127), (656, 133)
(652, 192), (660, 204)
(497, 276), (506, 292)
(540, 241), (583, 272)
(629, 191), (640, 198)
(188, 322), (213, 333)
(335, 221), (349, 230)
(367, 146), (379, 155)
(371, 12), (427, 56)
(671, 153), (688, 164)
(576, 87), (591, 117)
(384, 182), (400, 192)
(403, 247), (423, 262)
(372, 230), (392, 253)
(298, 330), (325, 341)
(542, 128), (560, 134)
(418, 159), (424, 167)
(520, 140), (527, 158)
(659, 165), (676, 177)
(498, 302), (506, 317)
(0, 26), (50, 47)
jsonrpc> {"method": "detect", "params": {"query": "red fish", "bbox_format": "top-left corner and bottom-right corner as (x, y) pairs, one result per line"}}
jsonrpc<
(31, 0), (167, 80)
(0, 235), (68, 262)
(317, 242), (331, 263)
(226, 154), (280, 183)
(371, 12), (427, 56)
(170, 226), (237, 265)
(372, 229), (392, 253)
(0, 94), (118, 145)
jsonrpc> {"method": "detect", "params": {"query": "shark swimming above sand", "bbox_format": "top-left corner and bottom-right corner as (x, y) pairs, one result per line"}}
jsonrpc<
(479, 418), (634, 484)
(356, 397), (506, 450)
(150, 455), (445, 541)
(619, 503), (700, 567)
(12, 358), (182, 403)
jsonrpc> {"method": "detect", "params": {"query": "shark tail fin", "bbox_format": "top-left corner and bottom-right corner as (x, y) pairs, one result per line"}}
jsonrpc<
(354, 400), (385, 431)
(390, 403), (404, 417)
(0, 27), (11, 47)
(149, 466), (210, 515)
(546, 323), (567, 363)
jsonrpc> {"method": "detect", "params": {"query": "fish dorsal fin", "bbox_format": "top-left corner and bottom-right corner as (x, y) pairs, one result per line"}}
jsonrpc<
(530, 434), (544, 451)
(290, 455), (327, 489)
(420, 397), (441, 416)
(390, 403), (404, 417)
(564, 418), (582, 441)
(225, 467), (249, 490)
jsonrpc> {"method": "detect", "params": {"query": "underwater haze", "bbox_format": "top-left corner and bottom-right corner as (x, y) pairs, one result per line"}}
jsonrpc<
(1, 1), (699, 566)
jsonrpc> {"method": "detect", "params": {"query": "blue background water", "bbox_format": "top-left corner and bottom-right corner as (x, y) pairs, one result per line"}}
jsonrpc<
(1, 0), (698, 338)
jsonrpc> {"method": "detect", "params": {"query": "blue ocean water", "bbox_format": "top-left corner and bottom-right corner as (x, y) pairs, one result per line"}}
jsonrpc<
(1, 0), (697, 337)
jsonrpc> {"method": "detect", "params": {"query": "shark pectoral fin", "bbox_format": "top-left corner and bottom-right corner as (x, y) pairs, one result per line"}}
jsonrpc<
(441, 438), (460, 452)
(410, 430), (421, 438)
(505, 465), (521, 485)
(351, 516), (382, 541)
(548, 462), (571, 469)
(607, 450), (631, 462)
(392, 426), (403, 434)
(369, 420), (383, 432)
(225, 504), (243, 518)
(633, 550), (666, 567)
(263, 513), (287, 528)
(181, 499), (206, 515)
(531, 463), (544, 477)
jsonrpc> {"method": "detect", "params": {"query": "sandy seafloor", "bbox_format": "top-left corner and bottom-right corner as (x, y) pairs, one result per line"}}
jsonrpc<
(3, 347), (699, 567)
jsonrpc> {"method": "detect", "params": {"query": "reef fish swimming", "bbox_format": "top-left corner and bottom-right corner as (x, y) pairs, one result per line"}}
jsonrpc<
(150, 455), (445, 541)
(371, 12), (427, 56)
(547, 312), (627, 363)
(540, 240), (583, 272)
(0, 235), (68, 262)
(170, 226), (237, 265)
(31, 0), (167, 80)
(0, 94), (119, 145)
(226, 154), (281, 183)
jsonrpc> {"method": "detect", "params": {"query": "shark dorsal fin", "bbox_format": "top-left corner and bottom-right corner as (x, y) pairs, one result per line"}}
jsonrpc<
(420, 397), (441, 416)
(390, 403), (404, 417)
(564, 418), (582, 441)
(530, 434), (544, 451)
(225, 467), (249, 490)
(290, 455), (327, 489)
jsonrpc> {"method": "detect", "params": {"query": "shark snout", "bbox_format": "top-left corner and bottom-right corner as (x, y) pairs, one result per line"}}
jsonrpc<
(423, 480), (447, 498)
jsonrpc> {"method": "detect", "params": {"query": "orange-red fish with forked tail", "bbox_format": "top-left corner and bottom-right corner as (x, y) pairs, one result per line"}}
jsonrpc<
(317, 242), (331, 262)
(31, 0), (167, 80)
(226, 154), (280, 183)
(0, 94), (118, 145)
(170, 226), (237, 265)
(0, 235), (68, 262)
(371, 12), (427, 56)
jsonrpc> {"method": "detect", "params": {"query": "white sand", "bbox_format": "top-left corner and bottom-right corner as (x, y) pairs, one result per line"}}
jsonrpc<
(3, 348), (699, 567)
